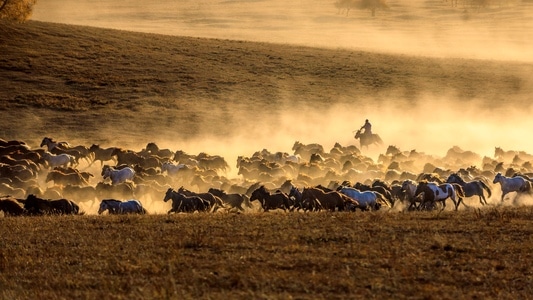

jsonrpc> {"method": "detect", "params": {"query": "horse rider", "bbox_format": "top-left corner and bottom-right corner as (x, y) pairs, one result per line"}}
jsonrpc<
(360, 119), (372, 137)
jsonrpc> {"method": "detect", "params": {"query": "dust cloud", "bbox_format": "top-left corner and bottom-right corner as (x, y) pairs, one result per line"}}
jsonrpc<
(32, 0), (533, 62)
(100, 94), (533, 177)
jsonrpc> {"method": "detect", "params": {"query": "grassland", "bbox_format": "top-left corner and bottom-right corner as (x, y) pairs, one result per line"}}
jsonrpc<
(1, 209), (532, 299)
(1, 18), (533, 299)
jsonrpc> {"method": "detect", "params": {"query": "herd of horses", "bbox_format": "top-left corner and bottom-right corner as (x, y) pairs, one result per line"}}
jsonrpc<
(0, 137), (532, 217)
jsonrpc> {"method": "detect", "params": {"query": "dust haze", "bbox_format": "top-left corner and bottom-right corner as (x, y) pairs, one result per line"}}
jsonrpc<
(32, 0), (533, 61)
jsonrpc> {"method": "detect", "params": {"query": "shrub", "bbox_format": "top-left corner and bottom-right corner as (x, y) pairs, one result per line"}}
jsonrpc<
(0, 0), (37, 22)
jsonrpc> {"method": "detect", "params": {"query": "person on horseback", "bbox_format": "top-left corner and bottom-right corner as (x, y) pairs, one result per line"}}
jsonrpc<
(360, 119), (372, 137)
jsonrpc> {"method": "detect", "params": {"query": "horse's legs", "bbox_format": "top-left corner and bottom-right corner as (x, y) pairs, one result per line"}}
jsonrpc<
(479, 195), (487, 205)
(500, 191), (507, 203)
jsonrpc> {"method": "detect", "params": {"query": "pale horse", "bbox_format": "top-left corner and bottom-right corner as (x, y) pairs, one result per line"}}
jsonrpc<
(493, 172), (531, 202)
(337, 186), (386, 211)
(161, 162), (186, 176)
(42, 152), (76, 168)
(102, 166), (135, 185)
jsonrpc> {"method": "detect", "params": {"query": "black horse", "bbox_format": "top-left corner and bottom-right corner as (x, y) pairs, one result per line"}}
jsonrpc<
(354, 129), (383, 149)
(24, 194), (80, 215)
(0, 197), (26, 216)
(163, 188), (210, 213)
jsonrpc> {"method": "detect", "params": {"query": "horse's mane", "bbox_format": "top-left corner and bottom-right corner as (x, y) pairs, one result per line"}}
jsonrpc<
(102, 199), (122, 204)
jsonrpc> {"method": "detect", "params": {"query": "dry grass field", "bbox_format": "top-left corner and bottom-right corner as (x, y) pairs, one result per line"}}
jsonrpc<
(2, 0), (533, 298)
(1, 210), (533, 299)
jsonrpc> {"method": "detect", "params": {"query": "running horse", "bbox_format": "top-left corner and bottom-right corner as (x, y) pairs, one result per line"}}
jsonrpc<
(354, 129), (383, 149)
(250, 185), (292, 212)
(98, 199), (146, 215)
(446, 173), (492, 206)
(414, 181), (465, 211)
(101, 166), (135, 185)
(493, 172), (531, 202)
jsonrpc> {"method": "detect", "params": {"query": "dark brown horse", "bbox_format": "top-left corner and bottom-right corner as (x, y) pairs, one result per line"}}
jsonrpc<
(250, 186), (291, 212)
(446, 173), (492, 206)
(0, 197), (26, 216)
(289, 186), (322, 212)
(354, 129), (383, 149)
(24, 194), (80, 215)
(177, 187), (225, 212)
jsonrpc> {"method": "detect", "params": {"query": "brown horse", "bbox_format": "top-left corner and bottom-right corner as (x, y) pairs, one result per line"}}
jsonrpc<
(208, 188), (252, 212)
(250, 186), (291, 212)
(301, 187), (356, 212)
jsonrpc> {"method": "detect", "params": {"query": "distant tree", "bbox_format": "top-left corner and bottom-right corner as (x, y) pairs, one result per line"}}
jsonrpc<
(335, 0), (389, 17)
(357, 0), (389, 17)
(0, 0), (37, 22)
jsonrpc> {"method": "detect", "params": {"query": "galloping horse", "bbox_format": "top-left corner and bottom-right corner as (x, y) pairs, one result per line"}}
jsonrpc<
(40, 137), (69, 151)
(401, 179), (425, 210)
(414, 181), (465, 211)
(300, 187), (351, 212)
(208, 188), (252, 212)
(289, 186), (322, 212)
(98, 199), (146, 214)
(354, 129), (383, 149)
(163, 189), (210, 213)
(24, 194), (80, 215)
(493, 172), (531, 202)
(250, 186), (291, 212)
(337, 186), (384, 211)
(446, 173), (492, 205)
(42, 152), (76, 168)
(102, 166), (135, 185)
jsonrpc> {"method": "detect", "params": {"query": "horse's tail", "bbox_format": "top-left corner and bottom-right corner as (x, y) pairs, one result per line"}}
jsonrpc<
(451, 183), (465, 198)
(374, 134), (384, 145)
(374, 192), (390, 208)
(477, 181), (492, 198)
(523, 181), (533, 193)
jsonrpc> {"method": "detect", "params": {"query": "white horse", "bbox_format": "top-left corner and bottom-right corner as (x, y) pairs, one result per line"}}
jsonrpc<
(161, 162), (186, 176)
(102, 166), (135, 185)
(337, 186), (385, 211)
(98, 199), (146, 214)
(42, 152), (75, 168)
(493, 173), (531, 202)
